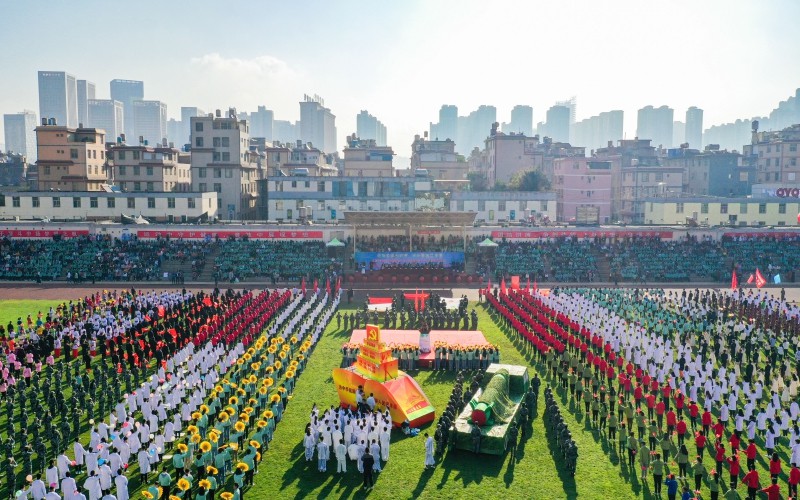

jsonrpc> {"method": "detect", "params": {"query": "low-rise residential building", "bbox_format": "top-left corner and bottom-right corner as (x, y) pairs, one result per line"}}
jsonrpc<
(744, 123), (800, 184)
(109, 144), (190, 192)
(410, 135), (468, 180)
(552, 157), (612, 224)
(449, 191), (556, 224)
(35, 121), (109, 191)
(341, 135), (394, 177)
(190, 110), (261, 220)
(662, 146), (751, 196)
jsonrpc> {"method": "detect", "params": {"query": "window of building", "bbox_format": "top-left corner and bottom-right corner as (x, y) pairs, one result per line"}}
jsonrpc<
(225, 169), (232, 178)
(221, 152), (230, 161)
(213, 137), (221, 147)
(214, 169), (221, 178)
(147, 198), (155, 208)
(642, 173), (649, 182)
(107, 198), (115, 208)
(198, 168), (207, 178)
(12, 197), (20, 208)
(478, 200), (485, 211)
(779, 203), (787, 214)
(700, 203), (708, 214)
(291, 181), (297, 188)
(655, 173), (663, 182)
(195, 137), (203, 147)
(676, 203), (684, 214)
(134, 182), (141, 191)
(213, 152), (221, 162)
(146, 166), (153, 176)
(119, 166), (126, 176)
(43, 166), (50, 175)
(720, 203), (728, 214)
(52, 197), (60, 208)
(213, 183), (222, 193)
(127, 198), (135, 209)
(541, 201), (548, 212)
(188, 198), (196, 209)
(221, 137), (230, 147)
(146, 182), (154, 191)
(133, 166), (140, 176)
(199, 183), (207, 192)
(217, 199), (222, 209)
(276, 201), (284, 210)
(304, 181), (310, 188)
(759, 203), (767, 214)
(118, 151), (126, 160)
(90, 197), (98, 208)
(740, 203), (747, 214)
(167, 197), (175, 209)
(195, 122), (203, 132)
(70, 148), (78, 159)
(73, 197), (81, 208)
(318, 181), (325, 192)
(32, 197), (39, 208)
(133, 150), (140, 160)
(498, 200), (506, 211)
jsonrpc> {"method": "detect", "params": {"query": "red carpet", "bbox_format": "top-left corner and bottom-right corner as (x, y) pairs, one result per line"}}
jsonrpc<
(349, 329), (488, 367)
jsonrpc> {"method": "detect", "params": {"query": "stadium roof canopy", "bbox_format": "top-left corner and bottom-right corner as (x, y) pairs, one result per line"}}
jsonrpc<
(343, 211), (476, 227)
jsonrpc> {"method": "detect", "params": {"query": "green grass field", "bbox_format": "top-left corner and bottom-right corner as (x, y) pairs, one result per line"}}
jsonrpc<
(0, 300), (64, 330)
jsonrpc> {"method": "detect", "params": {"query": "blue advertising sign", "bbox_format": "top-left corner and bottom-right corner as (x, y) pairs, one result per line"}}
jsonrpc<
(354, 251), (465, 269)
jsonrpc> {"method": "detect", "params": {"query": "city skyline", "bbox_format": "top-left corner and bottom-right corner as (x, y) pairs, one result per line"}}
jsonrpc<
(1, 0), (799, 153)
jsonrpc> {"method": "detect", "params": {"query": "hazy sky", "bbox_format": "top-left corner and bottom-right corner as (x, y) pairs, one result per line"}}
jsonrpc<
(2, 0), (799, 153)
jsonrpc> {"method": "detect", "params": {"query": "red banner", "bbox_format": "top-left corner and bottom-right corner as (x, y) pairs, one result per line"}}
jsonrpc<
(136, 229), (323, 240)
(0, 229), (90, 238)
(490, 230), (672, 239)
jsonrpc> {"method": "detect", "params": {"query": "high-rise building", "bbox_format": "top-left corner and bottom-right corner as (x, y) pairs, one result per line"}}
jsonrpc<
(110, 79), (144, 137)
(190, 110), (260, 219)
(356, 110), (387, 147)
(273, 120), (299, 144)
(132, 100), (167, 146)
(3, 111), (38, 162)
(542, 105), (570, 143)
(685, 106), (704, 149)
(76, 80), (96, 126)
(180, 107), (205, 148)
(250, 106), (274, 142)
(87, 100), (124, 142)
(430, 105), (458, 144)
(571, 110), (624, 152)
(672, 121), (685, 148)
(456, 105), (497, 155)
(38, 71), (78, 128)
(555, 97), (577, 124)
(299, 94), (337, 154)
(636, 105), (674, 149)
(502, 105), (534, 136)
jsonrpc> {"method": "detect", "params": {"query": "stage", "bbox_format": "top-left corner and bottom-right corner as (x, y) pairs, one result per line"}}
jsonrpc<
(349, 329), (488, 368)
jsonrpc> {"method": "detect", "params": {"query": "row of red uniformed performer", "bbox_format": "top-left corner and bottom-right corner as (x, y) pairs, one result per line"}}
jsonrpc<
(487, 288), (799, 500)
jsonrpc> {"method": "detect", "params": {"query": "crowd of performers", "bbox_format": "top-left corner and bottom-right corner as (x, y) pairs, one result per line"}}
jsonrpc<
(0, 285), (340, 500)
(488, 286), (800, 500)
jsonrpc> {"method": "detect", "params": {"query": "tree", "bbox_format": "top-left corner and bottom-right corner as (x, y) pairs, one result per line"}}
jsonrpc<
(467, 171), (488, 192)
(507, 170), (550, 192)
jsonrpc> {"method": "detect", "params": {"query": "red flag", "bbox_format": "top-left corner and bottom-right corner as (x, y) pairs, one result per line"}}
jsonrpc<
(325, 277), (331, 295)
(335, 276), (341, 293)
(313, 279), (318, 293)
(526, 277), (530, 292)
(487, 277), (492, 291)
(301, 277), (306, 294)
(500, 278), (507, 295)
(755, 269), (767, 289)
(746, 274), (755, 284)
(731, 271), (738, 290)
